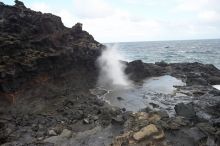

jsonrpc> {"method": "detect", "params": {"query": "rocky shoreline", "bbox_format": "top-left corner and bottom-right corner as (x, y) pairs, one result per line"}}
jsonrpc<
(0, 1), (220, 146)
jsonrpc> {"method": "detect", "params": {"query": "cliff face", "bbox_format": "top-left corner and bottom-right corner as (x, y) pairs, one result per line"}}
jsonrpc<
(0, 1), (104, 93)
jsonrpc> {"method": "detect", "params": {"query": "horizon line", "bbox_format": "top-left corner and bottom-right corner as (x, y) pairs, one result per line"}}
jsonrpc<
(103, 38), (220, 44)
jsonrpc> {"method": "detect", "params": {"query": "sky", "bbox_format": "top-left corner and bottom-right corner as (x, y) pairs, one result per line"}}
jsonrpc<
(2, 0), (220, 43)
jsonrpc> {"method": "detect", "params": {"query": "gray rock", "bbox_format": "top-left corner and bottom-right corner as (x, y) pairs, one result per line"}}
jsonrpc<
(182, 127), (206, 143)
(196, 123), (217, 135)
(60, 129), (72, 138)
(48, 129), (57, 136)
(112, 115), (125, 125)
(156, 110), (169, 119)
(174, 102), (196, 119)
(44, 129), (72, 144)
(212, 118), (220, 127)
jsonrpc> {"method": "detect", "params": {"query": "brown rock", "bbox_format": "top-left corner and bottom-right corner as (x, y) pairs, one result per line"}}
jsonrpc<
(133, 124), (159, 141)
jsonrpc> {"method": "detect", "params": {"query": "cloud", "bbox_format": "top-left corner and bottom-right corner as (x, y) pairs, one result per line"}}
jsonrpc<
(57, 10), (76, 27)
(30, 2), (76, 28)
(174, 0), (219, 12)
(27, 0), (220, 42)
(72, 0), (115, 18)
(175, 0), (209, 12)
(198, 10), (220, 23)
(79, 9), (162, 42)
(30, 2), (51, 13)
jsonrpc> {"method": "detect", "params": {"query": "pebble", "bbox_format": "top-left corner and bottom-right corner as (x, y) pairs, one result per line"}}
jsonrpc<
(48, 129), (57, 136)
(83, 118), (90, 124)
(60, 129), (72, 138)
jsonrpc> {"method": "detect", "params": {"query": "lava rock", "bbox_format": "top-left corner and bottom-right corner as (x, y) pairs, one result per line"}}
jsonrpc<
(174, 102), (196, 119)
(182, 127), (207, 143)
(0, 1), (103, 93)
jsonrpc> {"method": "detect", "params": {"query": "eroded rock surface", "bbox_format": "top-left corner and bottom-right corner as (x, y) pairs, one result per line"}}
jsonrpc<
(0, 1), (104, 94)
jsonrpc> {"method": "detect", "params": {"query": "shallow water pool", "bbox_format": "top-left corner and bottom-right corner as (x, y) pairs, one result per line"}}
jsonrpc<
(93, 75), (187, 115)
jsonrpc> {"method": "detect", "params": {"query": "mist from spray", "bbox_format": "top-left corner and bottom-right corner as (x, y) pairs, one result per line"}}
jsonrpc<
(97, 45), (131, 88)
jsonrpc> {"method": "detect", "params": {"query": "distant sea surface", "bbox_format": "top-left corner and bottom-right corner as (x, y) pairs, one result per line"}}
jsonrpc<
(105, 39), (220, 69)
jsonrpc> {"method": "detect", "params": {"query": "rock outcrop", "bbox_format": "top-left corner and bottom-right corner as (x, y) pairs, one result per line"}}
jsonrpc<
(0, 1), (104, 95)
(125, 60), (167, 81)
(125, 61), (220, 86)
(174, 102), (196, 120)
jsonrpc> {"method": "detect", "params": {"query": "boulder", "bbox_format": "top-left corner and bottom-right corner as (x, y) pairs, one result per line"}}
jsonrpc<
(125, 60), (165, 81)
(174, 102), (196, 119)
(133, 124), (159, 141)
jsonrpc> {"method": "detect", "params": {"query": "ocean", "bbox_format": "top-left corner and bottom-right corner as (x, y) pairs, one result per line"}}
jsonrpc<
(106, 39), (220, 69)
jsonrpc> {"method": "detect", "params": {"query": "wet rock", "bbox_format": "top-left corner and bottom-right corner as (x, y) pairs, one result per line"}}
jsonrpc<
(125, 60), (165, 81)
(186, 76), (208, 85)
(133, 124), (159, 141)
(155, 61), (168, 67)
(170, 62), (220, 86)
(174, 102), (196, 119)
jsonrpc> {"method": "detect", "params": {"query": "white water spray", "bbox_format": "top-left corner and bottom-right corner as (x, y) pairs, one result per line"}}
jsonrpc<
(97, 45), (131, 88)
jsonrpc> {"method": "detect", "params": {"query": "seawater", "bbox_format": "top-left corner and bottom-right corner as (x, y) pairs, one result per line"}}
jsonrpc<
(105, 39), (220, 69)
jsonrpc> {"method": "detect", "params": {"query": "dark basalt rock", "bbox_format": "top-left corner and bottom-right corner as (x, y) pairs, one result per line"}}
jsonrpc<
(174, 102), (196, 120)
(125, 61), (220, 86)
(125, 60), (166, 81)
(169, 62), (220, 85)
(14, 0), (25, 8)
(0, 1), (104, 93)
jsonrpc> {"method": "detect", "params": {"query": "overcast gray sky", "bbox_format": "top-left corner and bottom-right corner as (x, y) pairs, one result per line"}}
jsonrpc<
(3, 0), (220, 42)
